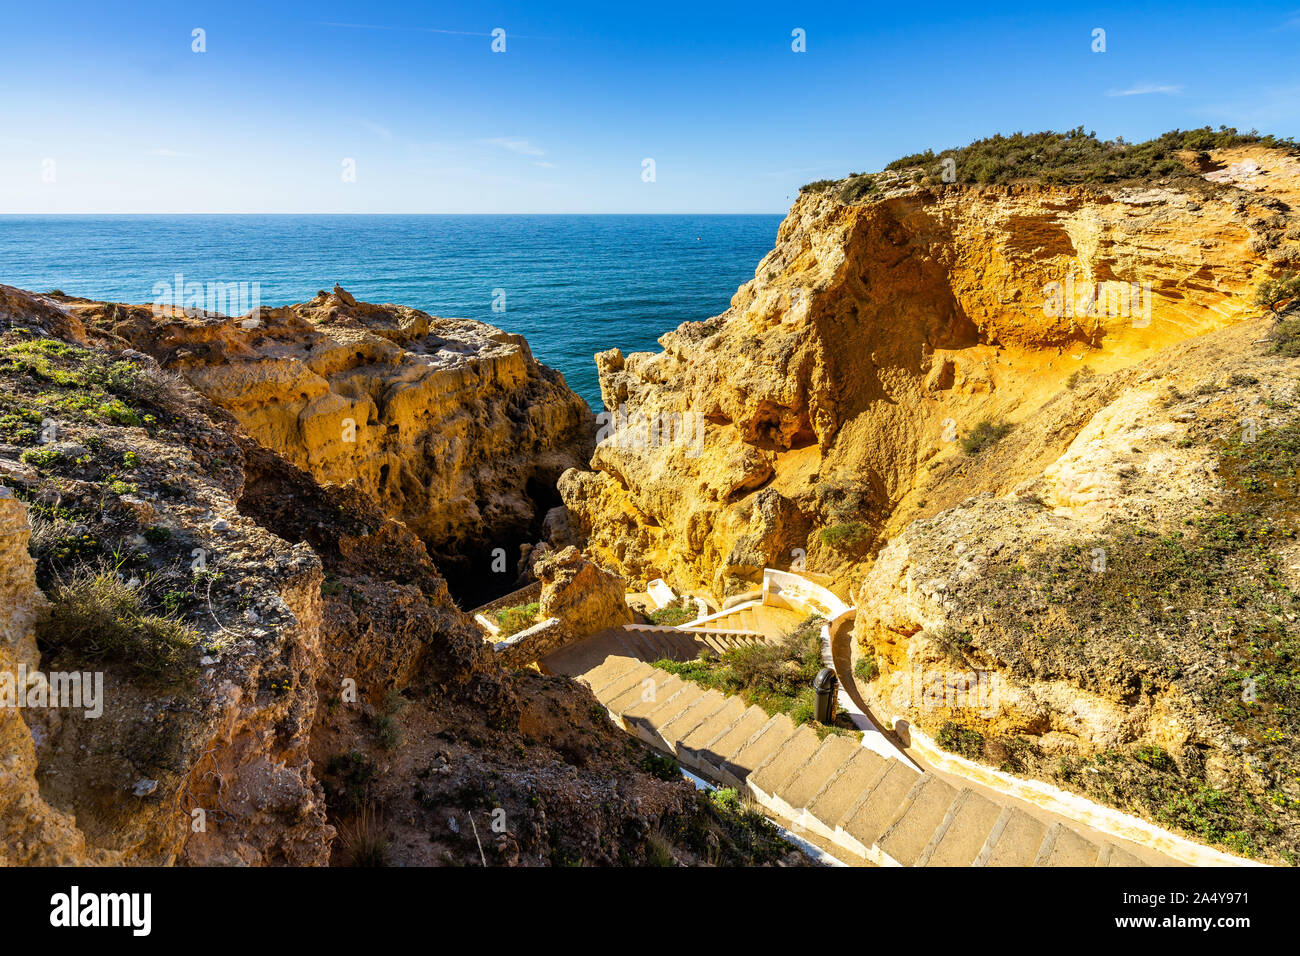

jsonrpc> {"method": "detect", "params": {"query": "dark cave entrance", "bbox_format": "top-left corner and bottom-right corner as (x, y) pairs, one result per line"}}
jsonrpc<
(436, 472), (566, 611)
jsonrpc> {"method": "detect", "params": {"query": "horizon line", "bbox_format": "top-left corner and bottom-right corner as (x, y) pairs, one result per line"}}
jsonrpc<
(0, 211), (790, 217)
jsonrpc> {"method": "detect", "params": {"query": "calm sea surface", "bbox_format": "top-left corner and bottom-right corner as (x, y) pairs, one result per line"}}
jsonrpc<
(0, 214), (783, 409)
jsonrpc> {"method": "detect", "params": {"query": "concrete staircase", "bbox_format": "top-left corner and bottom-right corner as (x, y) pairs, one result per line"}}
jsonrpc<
(543, 641), (1167, 867)
(680, 601), (763, 636)
(541, 624), (766, 677)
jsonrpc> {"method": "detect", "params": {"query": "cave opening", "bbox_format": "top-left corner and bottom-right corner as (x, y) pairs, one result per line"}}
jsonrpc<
(437, 472), (566, 611)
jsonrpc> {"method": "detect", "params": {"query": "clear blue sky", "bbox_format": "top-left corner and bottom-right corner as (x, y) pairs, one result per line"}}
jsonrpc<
(2, 0), (1297, 213)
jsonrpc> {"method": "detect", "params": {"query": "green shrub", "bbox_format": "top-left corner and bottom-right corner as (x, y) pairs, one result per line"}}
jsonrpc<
(961, 419), (1014, 455)
(655, 615), (855, 735)
(936, 721), (985, 760)
(887, 126), (1298, 187)
(1065, 366), (1095, 389)
(643, 831), (676, 866)
(37, 562), (200, 681)
(820, 521), (872, 553)
(1255, 271), (1300, 319)
(1132, 745), (1176, 772)
(1269, 317), (1300, 357)
(801, 127), (1300, 197)
(640, 752), (681, 781)
(495, 601), (540, 637)
(19, 447), (61, 468)
(853, 653), (879, 682)
(646, 601), (697, 626)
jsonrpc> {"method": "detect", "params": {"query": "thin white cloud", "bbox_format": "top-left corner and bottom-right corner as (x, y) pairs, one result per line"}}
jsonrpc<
(479, 137), (546, 157)
(361, 120), (392, 140)
(147, 148), (191, 157)
(533, 161), (556, 168)
(1107, 84), (1183, 97)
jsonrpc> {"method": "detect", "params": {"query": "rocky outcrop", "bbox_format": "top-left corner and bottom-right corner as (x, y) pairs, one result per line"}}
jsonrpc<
(56, 287), (594, 598)
(536, 546), (633, 637)
(0, 285), (781, 867)
(560, 145), (1300, 598)
(851, 317), (1300, 861)
(0, 491), (89, 865)
(0, 308), (334, 864)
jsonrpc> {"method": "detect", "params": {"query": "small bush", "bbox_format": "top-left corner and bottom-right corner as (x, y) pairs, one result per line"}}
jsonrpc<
(961, 419), (1014, 455)
(1065, 366), (1095, 389)
(640, 752), (681, 781)
(643, 831), (676, 867)
(853, 653), (879, 682)
(37, 562), (200, 680)
(1254, 271), (1300, 319)
(1270, 317), (1300, 358)
(341, 802), (389, 867)
(495, 601), (540, 637)
(936, 721), (985, 760)
(820, 521), (872, 553)
(646, 601), (697, 626)
(20, 447), (62, 468)
(1132, 745), (1176, 772)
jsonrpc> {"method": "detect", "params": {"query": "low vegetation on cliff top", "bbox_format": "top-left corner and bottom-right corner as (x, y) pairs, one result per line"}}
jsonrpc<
(801, 126), (1300, 199)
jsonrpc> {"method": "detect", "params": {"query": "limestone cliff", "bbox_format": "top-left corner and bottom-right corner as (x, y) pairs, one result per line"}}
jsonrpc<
(560, 144), (1300, 599)
(56, 286), (594, 599)
(852, 317), (1300, 861)
(557, 138), (1300, 861)
(0, 284), (786, 867)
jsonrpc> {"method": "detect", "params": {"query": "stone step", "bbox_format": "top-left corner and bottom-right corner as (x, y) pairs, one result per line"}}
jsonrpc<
(619, 674), (688, 722)
(700, 634), (730, 655)
(626, 630), (663, 661)
(541, 630), (621, 676)
(611, 629), (648, 660)
(676, 697), (749, 766)
(658, 690), (731, 751)
(1033, 822), (1101, 867)
(840, 760), (924, 854)
(806, 748), (891, 833)
(574, 652), (635, 690)
(749, 725), (824, 799)
(778, 733), (862, 813)
(643, 680), (708, 730)
(876, 775), (962, 867)
(638, 683), (714, 749)
(586, 658), (654, 699)
(1096, 843), (1150, 867)
(689, 705), (771, 781)
(666, 631), (704, 660)
(719, 713), (798, 789)
(918, 788), (1003, 867)
(975, 808), (1049, 867)
(606, 669), (677, 714)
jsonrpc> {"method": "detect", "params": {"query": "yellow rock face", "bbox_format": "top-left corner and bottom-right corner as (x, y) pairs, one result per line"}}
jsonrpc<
(0, 492), (92, 865)
(561, 147), (1300, 599)
(74, 289), (595, 590)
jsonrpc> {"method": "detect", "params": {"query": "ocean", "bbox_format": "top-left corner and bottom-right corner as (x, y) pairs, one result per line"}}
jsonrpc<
(0, 214), (784, 409)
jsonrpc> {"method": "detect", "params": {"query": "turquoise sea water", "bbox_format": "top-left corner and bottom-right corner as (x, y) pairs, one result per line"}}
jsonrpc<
(0, 214), (784, 409)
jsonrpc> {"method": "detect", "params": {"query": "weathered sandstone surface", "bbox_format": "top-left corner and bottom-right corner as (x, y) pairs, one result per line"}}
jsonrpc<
(561, 146), (1300, 599)
(55, 286), (594, 597)
(0, 285), (779, 867)
(558, 144), (1300, 860)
